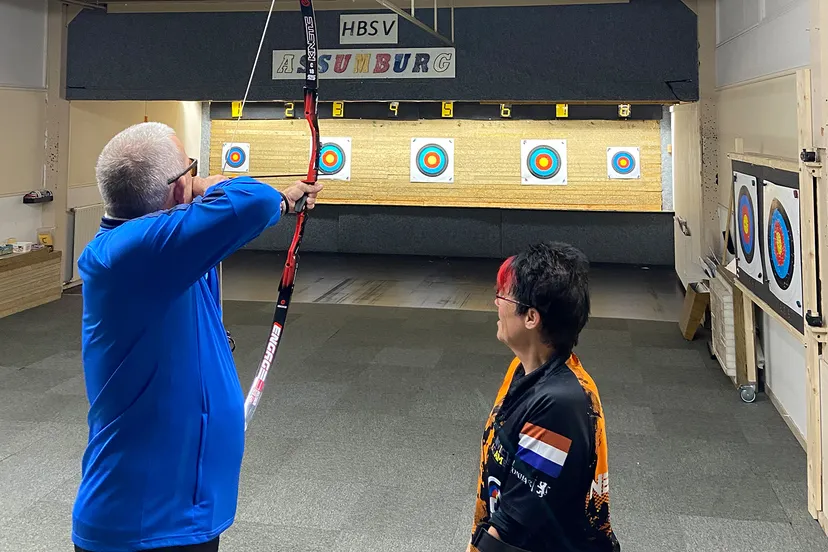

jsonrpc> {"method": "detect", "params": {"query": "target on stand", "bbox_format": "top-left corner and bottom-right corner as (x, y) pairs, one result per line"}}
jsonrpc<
(521, 140), (567, 185)
(221, 142), (250, 173)
(317, 137), (351, 181)
(607, 147), (640, 179)
(410, 138), (454, 183)
(737, 185), (755, 263)
(767, 198), (795, 290)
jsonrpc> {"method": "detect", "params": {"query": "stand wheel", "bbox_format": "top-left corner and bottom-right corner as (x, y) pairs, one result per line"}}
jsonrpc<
(739, 385), (756, 403)
(227, 331), (236, 352)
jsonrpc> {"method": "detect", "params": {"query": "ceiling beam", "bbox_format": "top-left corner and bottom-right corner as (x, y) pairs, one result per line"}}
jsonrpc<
(374, 0), (454, 46)
(105, 0), (627, 14)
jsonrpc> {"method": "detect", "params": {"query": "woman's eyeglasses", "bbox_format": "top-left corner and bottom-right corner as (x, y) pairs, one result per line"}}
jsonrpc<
(495, 293), (532, 309)
(167, 158), (198, 184)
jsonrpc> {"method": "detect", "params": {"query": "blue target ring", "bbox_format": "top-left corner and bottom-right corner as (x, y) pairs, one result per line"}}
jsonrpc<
(611, 151), (636, 175)
(416, 144), (448, 177)
(319, 143), (346, 175)
(225, 146), (246, 169)
(527, 146), (561, 179)
(768, 199), (794, 290)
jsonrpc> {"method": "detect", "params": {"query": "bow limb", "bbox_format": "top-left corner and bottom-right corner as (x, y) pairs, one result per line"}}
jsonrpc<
(241, 0), (321, 431)
(294, 0), (321, 213)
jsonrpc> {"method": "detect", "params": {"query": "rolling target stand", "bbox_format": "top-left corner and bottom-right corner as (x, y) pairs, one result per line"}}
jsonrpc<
(726, 150), (810, 407)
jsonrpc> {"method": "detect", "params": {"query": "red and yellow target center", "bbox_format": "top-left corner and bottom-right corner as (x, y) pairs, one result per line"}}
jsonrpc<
(741, 213), (749, 235)
(323, 152), (337, 165)
(425, 153), (440, 168)
(536, 154), (552, 169)
(773, 223), (787, 265)
(618, 158), (629, 168)
(230, 152), (241, 162)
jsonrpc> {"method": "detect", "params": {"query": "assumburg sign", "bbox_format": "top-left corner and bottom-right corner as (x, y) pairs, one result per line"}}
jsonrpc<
(272, 48), (456, 79)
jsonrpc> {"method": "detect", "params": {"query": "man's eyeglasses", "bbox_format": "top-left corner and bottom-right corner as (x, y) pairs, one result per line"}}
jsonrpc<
(167, 158), (197, 184)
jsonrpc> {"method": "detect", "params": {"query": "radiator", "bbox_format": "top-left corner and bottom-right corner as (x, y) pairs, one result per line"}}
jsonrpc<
(68, 203), (105, 284)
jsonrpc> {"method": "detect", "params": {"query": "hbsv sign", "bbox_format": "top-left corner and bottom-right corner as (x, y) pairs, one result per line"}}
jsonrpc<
(339, 14), (398, 45)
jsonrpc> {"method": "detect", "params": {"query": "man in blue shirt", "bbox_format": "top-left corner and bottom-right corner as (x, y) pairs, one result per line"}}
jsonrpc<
(72, 122), (322, 552)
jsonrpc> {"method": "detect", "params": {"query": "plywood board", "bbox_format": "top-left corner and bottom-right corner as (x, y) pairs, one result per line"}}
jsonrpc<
(209, 118), (663, 211)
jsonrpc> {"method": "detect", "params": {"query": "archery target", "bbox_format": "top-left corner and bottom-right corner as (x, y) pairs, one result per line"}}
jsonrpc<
(411, 138), (454, 183)
(733, 171), (763, 284)
(222, 142), (250, 173)
(318, 137), (351, 181)
(521, 140), (567, 185)
(762, 180), (803, 315)
(607, 147), (640, 179)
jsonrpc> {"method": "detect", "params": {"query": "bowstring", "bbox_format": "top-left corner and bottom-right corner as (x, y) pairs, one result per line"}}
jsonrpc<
(218, 0), (277, 319)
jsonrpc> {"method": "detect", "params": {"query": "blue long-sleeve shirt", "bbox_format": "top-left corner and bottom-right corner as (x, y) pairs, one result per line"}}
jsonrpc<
(72, 177), (283, 552)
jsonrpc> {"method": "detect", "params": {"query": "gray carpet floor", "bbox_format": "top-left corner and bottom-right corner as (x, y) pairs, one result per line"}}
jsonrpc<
(0, 296), (827, 551)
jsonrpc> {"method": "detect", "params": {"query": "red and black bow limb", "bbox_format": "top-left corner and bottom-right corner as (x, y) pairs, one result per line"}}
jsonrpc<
(243, 0), (321, 430)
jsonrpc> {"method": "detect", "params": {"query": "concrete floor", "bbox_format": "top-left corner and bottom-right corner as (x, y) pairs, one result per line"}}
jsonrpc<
(220, 251), (684, 321)
(0, 252), (826, 551)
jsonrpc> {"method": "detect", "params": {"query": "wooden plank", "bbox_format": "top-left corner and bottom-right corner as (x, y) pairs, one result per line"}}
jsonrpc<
(0, 249), (59, 274)
(798, 67), (823, 518)
(733, 282), (749, 388)
(0, 250), (62, 319)
(726, 151), (800, 173)
(210, 118), (664, 212)
(809, 337), (824, 517)
(743, 292), (758, 385)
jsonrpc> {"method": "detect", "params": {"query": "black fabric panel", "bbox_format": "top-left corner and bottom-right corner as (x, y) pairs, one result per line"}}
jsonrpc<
(242, 204), (675, 266)
(66, 0), (697, 102)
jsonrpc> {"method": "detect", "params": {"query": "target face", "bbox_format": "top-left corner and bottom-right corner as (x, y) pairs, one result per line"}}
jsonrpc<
(733, 171), (763, 284)
(221, 142), (250, 173)
(607, 147), (640, 179)
(317, 137), (351, 180)
(417, 144), (449, 177)
(767, 199), (795, 290)
(737, 185), (755, 263)
(527, 146), (562, 180)
(521, 140), (567, 185)
(761, 179), (803, 317)
(410, 138), (454, 183)
(320, 144), (345, 174)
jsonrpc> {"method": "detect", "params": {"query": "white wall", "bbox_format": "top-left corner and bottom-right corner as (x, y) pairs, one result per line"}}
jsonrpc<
(714, 0), (810, 440)
(67, 101), (203, 210)
(762, 313), (807, 437)
(716, 0), (810, 87)
(0, 0), (48, 244)
(0, 0), (47, 89)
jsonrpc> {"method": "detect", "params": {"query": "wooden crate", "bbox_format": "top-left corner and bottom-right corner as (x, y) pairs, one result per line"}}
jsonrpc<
(0, 248), (63, 319)
(709, 274), (736, 378)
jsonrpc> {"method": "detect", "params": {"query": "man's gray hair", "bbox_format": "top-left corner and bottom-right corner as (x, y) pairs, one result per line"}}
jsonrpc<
(96, 122), (187, 219)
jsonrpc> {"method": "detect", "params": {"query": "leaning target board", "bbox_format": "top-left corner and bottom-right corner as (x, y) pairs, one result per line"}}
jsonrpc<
(762, 177), (803, 317)
(731, 159), (804, 334)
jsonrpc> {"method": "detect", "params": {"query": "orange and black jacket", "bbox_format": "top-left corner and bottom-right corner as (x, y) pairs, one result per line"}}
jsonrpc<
(471, 353), (620, 552)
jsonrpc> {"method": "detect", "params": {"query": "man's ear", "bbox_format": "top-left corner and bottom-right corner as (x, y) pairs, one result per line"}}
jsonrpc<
(524, 308), (542, 331)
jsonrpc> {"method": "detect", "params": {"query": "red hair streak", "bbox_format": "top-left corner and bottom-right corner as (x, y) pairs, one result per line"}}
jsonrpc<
(496, 255), (516, 295)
